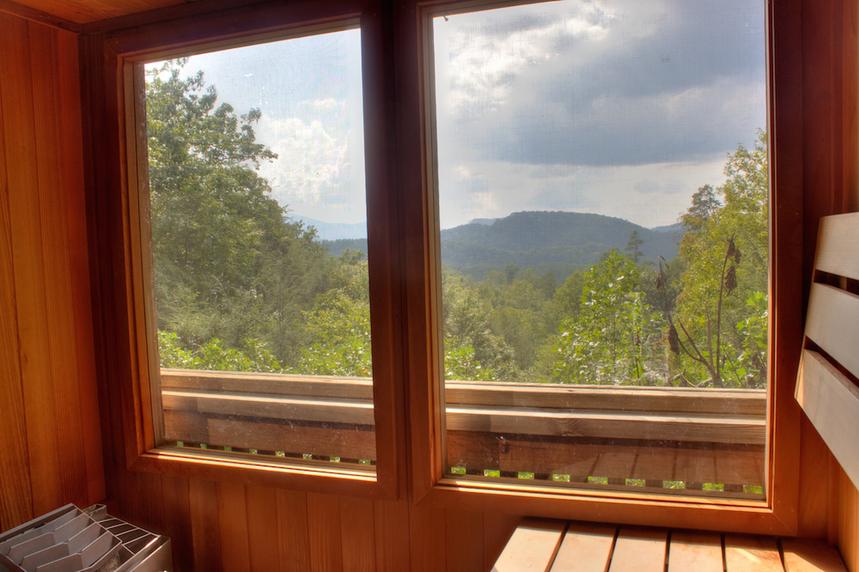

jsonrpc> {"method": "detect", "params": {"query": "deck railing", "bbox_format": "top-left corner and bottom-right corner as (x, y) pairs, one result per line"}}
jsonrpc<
(160, 368), (767, 492)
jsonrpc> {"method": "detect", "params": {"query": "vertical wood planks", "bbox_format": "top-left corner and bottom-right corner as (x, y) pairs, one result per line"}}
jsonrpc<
(340, 497), (376, 572)
(276, 489), (311, 572)
(246, 486), (280, 572)
(189, 479), (222, 572)
(217, 481), (250, 572)
(445, 509), (484, 572)
(0, 10), (103, 525)
(0, 30), (34, 530)
(307, 493), (343, 572)
(0, 11), (63, 516)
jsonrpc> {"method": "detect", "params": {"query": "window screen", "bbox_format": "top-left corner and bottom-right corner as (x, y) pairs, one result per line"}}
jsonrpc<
(142, 27), (378, 469)
(432, 0), (769, 498)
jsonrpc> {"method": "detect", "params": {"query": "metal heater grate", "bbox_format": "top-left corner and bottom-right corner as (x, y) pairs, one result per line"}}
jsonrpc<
(0, 504), (171, 572)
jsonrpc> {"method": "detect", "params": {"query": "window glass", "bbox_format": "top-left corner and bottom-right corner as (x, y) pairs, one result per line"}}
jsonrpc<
(432, 0), (768, 498)
(144, 28), (377, 468)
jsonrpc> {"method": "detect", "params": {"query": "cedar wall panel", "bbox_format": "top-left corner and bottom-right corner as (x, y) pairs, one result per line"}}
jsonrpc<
(0, 12), (104, 529)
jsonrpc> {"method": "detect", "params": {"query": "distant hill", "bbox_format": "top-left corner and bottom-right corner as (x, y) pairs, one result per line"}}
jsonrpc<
(323, 211), (683, 278)
(293, 215), (367, 241)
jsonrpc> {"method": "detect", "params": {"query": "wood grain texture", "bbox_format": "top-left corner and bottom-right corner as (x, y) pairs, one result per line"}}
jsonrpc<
(0, 48), (34, 530)
(813, 213), (859, 281)
(607, 528), (666, 572)
(6, 0), (182, 24)
(724, 535), (783, 572)
(804, 284), (859, 377)
(550, 522), (615, 572)
(796, 350), (859, 490)
(668, 531), (723, 572)
(0, 10), (103, 528)
(782, 538), (847, 571)
(491, 518), (564, 572)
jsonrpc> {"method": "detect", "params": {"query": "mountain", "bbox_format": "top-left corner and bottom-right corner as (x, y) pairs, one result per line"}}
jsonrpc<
(323, 211), (683, 278)
(651, 222), (684, 233)
(293, 215), (367, 241)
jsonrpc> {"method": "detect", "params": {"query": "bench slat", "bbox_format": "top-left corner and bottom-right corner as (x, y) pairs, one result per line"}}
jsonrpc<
(725, 535), (782, 572)
(782, 538), (847, 571)
(608, 528), (667, 572)
(550, 522), (615, 572)
(492, 518), (565, 572)
(668, 532), (723, 572)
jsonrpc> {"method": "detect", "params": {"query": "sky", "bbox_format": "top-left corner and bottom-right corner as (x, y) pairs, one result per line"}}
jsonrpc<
(150, 0), (766, 230)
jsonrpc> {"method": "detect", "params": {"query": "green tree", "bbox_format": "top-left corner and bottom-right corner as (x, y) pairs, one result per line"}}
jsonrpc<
(147, 60), (335, 369)
(544, 250), (663, 385)
(667, 132), (769, 387)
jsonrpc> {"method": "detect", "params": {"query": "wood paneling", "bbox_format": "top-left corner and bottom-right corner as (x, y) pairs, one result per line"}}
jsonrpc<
(0, 1), (853, 571)
(0, 11), (103, 530)
(3, 0), (181, 25)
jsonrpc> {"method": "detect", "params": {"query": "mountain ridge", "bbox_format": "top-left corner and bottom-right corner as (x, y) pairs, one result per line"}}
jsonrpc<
(319, 210), (683, 278)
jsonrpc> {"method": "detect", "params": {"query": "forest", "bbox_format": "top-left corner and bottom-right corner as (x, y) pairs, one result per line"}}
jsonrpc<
(149, 61), (769, 389)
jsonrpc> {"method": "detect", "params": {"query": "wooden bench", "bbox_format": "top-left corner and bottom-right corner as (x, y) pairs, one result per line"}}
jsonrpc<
(795, 212), (859, 490)
(492, 518), (847, 571)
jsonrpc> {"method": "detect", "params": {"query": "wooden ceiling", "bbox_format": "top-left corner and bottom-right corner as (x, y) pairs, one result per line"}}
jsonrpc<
(3, 0), (185, 24)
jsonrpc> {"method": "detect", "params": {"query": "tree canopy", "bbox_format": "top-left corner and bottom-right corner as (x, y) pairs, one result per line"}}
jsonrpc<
(148, 60), (769, 389)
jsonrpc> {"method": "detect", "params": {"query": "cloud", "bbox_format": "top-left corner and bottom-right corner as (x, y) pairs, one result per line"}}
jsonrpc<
(257, 117), (350, 206)
(300, 97), (344, 112)
(433, 0), (766, 167)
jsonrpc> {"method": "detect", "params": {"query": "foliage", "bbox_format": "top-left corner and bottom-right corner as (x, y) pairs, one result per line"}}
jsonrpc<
(148, 60), (769, 389)
(543, 250), (663, 385)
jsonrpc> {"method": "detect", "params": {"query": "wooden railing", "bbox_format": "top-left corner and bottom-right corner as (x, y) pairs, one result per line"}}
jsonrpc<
(160, 369), (767, 493)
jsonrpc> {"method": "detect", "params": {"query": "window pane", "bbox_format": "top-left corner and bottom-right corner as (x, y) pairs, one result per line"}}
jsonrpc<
(433, 0), (768, 498)
(144, 28), (376, 468)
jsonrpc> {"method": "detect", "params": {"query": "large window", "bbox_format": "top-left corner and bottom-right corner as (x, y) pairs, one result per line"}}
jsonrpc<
(139, 27), (381, 471)
(430, 0), (769, 498)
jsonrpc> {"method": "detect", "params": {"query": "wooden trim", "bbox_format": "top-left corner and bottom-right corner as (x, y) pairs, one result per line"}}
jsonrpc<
(398, 0), (805, 534)
(85, 0), (403, 500)
(764, 0), (804, 536)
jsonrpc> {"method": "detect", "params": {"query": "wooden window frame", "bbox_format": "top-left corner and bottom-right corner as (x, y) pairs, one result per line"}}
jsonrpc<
(87, 0), (808, 530)
(397, 0), (806, 535)
(89, 0), (404, 500)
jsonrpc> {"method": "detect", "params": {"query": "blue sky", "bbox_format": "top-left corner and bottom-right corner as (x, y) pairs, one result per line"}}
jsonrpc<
(150, 0), (766, 230)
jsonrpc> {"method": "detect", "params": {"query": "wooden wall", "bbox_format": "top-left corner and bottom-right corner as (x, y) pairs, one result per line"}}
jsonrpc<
(796, 0), (859, 569)
(0, 0), (858, 570)
(0, 11), (104, 530)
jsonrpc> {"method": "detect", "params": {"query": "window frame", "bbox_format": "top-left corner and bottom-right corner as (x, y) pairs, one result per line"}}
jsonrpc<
(90, 0), (808, 529)
(397, 0), (804, 534)
(100, 0), (404, 499)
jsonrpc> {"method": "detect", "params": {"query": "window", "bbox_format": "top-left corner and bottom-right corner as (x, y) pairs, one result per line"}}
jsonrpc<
(135, 27), (385, 474)
(429, 0), (769, 499)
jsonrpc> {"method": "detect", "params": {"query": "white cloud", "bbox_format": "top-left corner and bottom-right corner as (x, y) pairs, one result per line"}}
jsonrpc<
(257, 117), (349, 206)
(300, 97), (344, 112)
(436, 2), (614, 112)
